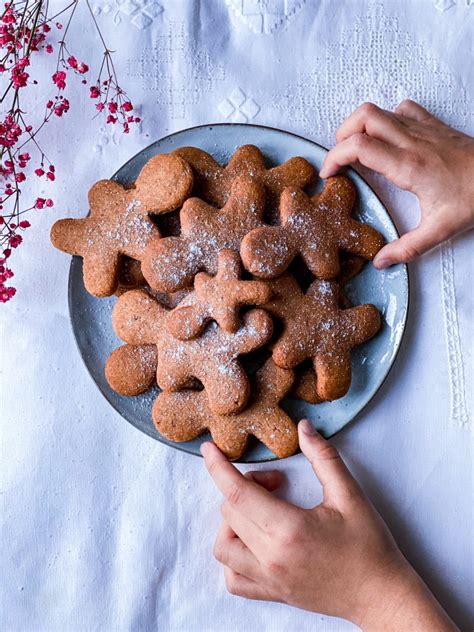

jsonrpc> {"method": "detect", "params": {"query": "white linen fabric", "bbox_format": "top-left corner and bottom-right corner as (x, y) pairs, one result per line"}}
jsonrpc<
(1, 1), (473, 630)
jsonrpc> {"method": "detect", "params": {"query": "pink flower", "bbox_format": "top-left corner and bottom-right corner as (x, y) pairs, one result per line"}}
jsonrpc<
(106, 115), (117, 124)
(108, 101), (118, 114)
(19, 220), (30, 229)
(89, 86), (100, 99)
(77, 62), (89, 74)
(46, 100), (54, 109)
(15, 172), (26, 183)
(46, 44), (53, 53)
(46, 171), (55, 181)
(35, 168), (45, 177)
(122, 101), (133, 112)
(95, 102), (105, 112)
(46, 198), (54, 207)
(53, 98), (70, 117)
(18, 152), (30, 161)
(0, 285), (16, 303)
(34, 197), (45, 209)
(52, 70), (66, 90)
(9, 234), (22, 248)
(67, 55), (78, 68)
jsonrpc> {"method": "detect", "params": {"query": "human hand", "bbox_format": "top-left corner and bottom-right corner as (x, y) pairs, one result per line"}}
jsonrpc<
(202, 421), (456, 630)
(319, 100), (474, 268)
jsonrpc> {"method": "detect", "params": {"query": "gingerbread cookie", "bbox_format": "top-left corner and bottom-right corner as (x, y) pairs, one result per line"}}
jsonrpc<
(241, 176), (384, 280)
(153, 359), (298, 459)
(174, 145), (316, 216)
(141, 176), (267, 292)
(105, 344), (157, 396)
(50, 153), (193, 297)
(270, 279), (381, 400)
(168, 249), (272, 338)
(112, 289), (273, 415)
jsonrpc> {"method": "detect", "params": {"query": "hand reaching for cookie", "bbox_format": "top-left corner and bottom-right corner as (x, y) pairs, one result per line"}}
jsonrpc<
(319, 100), (474, 268)
(202, 421), (456, 630)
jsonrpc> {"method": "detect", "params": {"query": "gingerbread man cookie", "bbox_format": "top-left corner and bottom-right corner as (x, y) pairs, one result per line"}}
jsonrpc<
(241, 176), (384, 280)
(112, 289), (273, 415)
(51, 153), (193, 297)
(270, 278), (381, 400)
(141, 176), (267, 292)
(174, 144), (316, 215)
(153, 359), (297, 459)
(168, 249), (272, 338)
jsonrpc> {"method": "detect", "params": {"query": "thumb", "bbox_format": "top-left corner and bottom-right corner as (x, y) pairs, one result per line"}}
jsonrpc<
(373, 223), (441, 269)
(244, 469), (284, 492)
(298, 420), (363, 509)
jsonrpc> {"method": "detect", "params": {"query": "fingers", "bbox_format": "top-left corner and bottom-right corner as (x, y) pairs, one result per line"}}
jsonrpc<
(373, 223), (443, 268)
(298, 420), (363, 509)
(201, 442), (295, 531)
(223, 567), (275, 601)
(214, 520), (261, 580)
(394, 99), (434, 123)
(319, 134), (405, 180)
(336, 102), (408, 146)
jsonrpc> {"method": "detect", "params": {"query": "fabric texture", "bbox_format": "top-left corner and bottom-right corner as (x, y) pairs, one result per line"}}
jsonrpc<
(1, 1), (473, 630)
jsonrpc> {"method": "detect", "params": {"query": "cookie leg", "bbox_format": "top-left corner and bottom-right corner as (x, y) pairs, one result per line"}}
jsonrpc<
(252, 411), (299, 459)
(313, 353), (352, 401)
(208, 417), (249, 460)
(152, 390), (207, 441)
(83, 252), (121, 297)
(201, 364), (250, 415)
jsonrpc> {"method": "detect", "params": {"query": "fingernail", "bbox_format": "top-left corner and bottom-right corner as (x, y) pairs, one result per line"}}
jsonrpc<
(200, 442), (212, 457)
(299, 419), (317, 436)
(373, 257), (389, 270)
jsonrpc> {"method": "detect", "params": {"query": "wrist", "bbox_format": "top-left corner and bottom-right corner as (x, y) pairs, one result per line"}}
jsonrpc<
(353, 557), (456, 631)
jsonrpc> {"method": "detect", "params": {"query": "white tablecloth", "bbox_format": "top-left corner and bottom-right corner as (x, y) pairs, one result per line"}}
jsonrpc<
(2, 1), (473, 630)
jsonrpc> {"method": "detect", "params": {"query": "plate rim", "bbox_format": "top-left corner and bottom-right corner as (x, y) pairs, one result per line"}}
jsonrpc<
(68, 122), (410, 463)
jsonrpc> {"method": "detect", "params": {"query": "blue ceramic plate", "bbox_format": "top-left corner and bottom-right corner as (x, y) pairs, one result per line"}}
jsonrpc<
(69, 124), (409, 463)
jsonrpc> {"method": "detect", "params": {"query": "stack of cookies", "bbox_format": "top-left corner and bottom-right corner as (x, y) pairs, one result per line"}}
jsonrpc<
(51, 145), (384, 459)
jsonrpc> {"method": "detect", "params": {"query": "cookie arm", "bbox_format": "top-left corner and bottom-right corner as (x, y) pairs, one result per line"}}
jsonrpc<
(340, 220), (385, 260)
(105, 344), (157, 396)
(50, 217), (89, 256)
(112, 289), (168, 344)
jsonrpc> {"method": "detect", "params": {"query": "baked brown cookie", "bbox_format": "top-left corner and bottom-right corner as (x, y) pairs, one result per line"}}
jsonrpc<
(105, 344), (157, 396)
(168, 249), (272, 338)
(51, 153), (193, 297)
(112, 289), (273, 415)
(241, 176), (384, 280)
(270, 278), (381, 400)
(173, 145), (316, 215)
(141, 176), (267, 292)
(152, 359), (298, 459)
